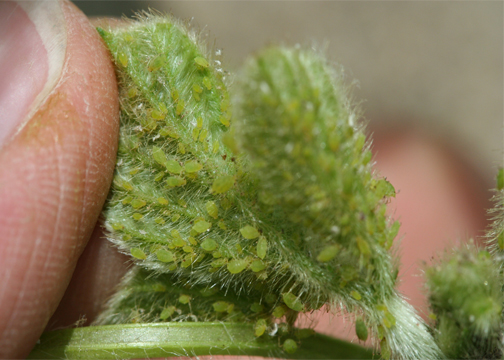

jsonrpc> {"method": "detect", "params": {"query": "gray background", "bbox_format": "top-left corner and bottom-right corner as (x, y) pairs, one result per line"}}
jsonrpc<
(77, 1), (503, 182)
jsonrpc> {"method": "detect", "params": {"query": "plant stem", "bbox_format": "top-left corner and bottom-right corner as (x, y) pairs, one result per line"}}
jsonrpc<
(28, 322), (376, 359)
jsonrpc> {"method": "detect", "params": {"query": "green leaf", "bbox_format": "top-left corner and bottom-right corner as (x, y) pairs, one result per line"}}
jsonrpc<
(497, 168), (504, 190)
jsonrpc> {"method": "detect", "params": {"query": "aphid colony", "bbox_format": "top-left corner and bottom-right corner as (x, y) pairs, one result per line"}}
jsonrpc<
(97, 14), (441, 359)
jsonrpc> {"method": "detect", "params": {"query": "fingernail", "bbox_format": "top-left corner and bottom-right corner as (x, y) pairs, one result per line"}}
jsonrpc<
(0, 1), (66, 148)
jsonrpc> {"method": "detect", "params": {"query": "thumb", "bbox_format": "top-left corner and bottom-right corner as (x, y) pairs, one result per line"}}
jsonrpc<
(0, 1), (118, 358)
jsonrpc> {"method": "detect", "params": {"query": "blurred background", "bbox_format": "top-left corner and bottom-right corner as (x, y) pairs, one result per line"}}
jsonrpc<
(76, 0), (502, 182)
(72, 0), (503, 339)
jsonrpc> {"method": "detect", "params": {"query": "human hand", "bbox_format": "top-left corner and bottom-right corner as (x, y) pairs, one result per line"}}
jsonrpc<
(0, 1), (119, 357)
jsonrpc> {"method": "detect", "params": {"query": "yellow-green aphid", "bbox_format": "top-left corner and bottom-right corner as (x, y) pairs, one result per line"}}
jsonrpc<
(202, 77), (212, 90)
(192, 220), (211, 234)
(156, 249), (175, 263)
(160, 306), (176, 320)
(227, 259), (248, 274)
(131, 248), (146, 260)
(283, 339), (298, 354)
(350, 291), (362, 301)
(176, 99), (185, 116)
(148, 54), (165, 72)
(200, 238), (218, 251)
(184, 160), (202, 173)
(316, 245), (339, 262)
(272, 305), (286, 319)
(249, 260), (266, 272)
(205, 201), (218, 219)
(212, 301), (229, 313)
(130, 199), (147, 209)
(193, 84), (203, 101)
(165, 177), (186, 187)
(256, 237), (268, 259)
(151, 109), (165, 120)
(282, 293), (304, 312)
(194, 56), (209, 69)
(254, 319), (267, 337)
(118, 52), (128, 67)
(127, 87), (137, 98)
(240, 225), (260, 239)
(178, 294), (191, 304)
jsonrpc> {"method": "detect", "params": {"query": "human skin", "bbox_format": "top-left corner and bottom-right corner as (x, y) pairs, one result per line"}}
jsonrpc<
(0, 1), (119, 357)
(0, 1), (488, 358)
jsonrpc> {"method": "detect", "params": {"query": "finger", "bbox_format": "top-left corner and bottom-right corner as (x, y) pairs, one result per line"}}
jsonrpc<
(45, 222), (130, 331)
(0, 1), (119, 358)
(43, 16), (133, 332)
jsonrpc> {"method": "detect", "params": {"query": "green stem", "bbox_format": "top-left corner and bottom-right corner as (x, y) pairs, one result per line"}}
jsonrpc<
(29, 322), (376, 359)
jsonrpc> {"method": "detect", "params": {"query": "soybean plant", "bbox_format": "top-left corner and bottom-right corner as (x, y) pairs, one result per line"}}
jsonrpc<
(29, 12), (504, 360)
